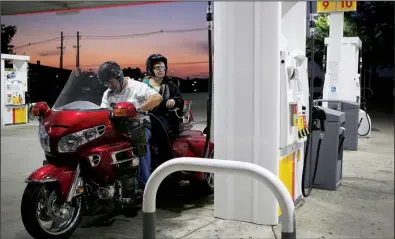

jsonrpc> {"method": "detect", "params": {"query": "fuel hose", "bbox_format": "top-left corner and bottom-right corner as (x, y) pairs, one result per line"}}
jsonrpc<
(301, 2), (317, 198)
(202, 1), (214, 158)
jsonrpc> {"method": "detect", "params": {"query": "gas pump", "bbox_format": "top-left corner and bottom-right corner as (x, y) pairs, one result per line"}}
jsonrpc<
(322, 37), (362, 105)
(279, 49), (310, 204)
(321, 27), (371, 138)
(301, 105), (327, 197)
(1, 54), (30, 126)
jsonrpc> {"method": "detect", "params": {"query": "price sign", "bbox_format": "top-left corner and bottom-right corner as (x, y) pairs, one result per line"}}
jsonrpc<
(317, 0), (357, 13)
(317, 1), (336, 13)
(335, 0), (357, 12)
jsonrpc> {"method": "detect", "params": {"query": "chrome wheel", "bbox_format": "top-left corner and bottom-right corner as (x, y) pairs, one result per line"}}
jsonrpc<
(36, 185), (82, 235)
(21, 183), (83, 239)
(204, 150), (215, 190)
(204, 171), (214, 190)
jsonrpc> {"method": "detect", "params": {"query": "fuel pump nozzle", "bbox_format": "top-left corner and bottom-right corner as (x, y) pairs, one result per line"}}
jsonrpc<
(312, 106), (326, 132)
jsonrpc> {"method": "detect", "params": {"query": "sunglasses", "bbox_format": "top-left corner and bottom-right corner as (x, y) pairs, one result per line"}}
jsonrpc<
(153, 65), (166, 71)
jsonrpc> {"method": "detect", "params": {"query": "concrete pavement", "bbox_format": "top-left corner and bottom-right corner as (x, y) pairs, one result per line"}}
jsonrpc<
(1, 93), (393, 239)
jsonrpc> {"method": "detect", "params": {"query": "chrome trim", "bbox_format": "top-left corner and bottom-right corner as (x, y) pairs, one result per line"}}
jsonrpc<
(66, 163), (81, 202)
(25, 178), (57, 184)
(111, 157), (139, 165)
(110, 147), (139, 165)
(132, 157), (139, 167)
(74, 178), (85, 196)
(88, 154), (101, 167)
(95, 125), (106, 136)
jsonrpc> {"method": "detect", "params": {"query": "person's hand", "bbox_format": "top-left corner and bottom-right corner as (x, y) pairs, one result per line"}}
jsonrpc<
(166, 99), (176, 109)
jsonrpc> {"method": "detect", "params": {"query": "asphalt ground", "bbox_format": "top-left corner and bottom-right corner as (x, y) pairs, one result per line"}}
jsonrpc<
(1, 93), (393, 238)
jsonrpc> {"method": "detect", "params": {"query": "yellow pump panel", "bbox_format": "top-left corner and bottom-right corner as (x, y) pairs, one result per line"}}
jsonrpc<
(278, 153), (295, 216)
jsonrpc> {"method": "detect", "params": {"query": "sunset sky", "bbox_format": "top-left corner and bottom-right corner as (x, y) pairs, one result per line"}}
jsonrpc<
(2, 2), (210, 78)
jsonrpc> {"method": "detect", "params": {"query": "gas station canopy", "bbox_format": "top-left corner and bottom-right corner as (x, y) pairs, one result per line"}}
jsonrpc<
(1, 1), (171, 16)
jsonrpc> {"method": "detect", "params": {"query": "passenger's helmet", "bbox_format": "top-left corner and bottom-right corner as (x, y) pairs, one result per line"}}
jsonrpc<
(145, 54), (168, 76)
(97, 61), (124, 85)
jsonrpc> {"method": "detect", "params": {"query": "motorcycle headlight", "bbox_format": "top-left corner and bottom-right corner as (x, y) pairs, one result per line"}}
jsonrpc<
(58, 125), (106, 153)
(38, 124), (50, 152)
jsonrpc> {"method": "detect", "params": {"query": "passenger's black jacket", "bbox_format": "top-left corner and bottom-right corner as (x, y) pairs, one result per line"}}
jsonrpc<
(146, 77), (184, 117)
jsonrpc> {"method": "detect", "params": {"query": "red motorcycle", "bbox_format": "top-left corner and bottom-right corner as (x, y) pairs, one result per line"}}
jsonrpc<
(21, 68), (214, 239)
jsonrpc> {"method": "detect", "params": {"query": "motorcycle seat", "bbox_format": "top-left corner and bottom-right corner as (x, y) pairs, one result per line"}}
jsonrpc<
(179, 130), (204, 138)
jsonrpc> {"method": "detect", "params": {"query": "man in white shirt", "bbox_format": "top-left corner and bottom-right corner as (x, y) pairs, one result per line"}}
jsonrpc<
(98, 61), (163, 190)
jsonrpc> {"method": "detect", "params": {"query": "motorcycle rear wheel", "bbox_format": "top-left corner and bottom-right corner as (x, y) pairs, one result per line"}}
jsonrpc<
(21, 183), (83, 239)
(201, 150), (215, 194)
(191, 150), (214, 197)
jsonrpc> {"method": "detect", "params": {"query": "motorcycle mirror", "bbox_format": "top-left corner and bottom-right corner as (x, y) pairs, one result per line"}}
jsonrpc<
(31, 102), (50, 118)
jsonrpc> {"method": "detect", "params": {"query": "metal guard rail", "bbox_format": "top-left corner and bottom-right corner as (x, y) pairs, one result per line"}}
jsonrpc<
(142, 157), (296, 239)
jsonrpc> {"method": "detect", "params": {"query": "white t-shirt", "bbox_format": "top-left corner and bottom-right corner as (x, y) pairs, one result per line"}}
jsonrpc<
(100, 77), (159, 109)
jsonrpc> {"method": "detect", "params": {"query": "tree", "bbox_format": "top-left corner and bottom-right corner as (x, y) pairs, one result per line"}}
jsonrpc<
(306, 14), (358, 68)
(347, 1), (394, 68)
(1, 24), (17, 54)
(307, 1), (394, 70)
(122, 67), (142, 80)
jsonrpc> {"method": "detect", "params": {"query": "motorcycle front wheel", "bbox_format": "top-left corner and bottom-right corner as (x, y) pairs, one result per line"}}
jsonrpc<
(21, 183), (84, 239)
(28, 104), (35, 121)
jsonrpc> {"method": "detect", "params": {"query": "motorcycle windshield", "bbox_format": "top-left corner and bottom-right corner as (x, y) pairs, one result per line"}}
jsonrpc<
(53, 68), (108, 111)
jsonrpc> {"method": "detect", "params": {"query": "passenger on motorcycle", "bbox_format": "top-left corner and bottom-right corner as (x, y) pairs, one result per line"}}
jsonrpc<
(98, 61), (163, 190)
(143, 54), (184, 133)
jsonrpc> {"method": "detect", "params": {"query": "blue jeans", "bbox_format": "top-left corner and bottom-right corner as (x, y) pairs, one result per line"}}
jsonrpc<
(138, 128), (151, 188)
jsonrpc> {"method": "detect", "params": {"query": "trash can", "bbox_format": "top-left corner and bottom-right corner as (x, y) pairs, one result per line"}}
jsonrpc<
(305, 107), (346, 191)
(314, 100), (360, 151)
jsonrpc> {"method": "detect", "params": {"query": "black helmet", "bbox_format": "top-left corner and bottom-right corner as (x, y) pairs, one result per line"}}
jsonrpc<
(145, 54), (168, 76)
(97, 61), (124, 85)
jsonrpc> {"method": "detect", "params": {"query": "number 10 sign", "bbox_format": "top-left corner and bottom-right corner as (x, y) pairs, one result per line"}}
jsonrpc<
(317, 1), (357, 13)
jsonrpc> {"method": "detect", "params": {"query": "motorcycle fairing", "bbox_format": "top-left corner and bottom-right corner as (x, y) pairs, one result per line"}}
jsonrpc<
(173, 131), (214, 180)
(26, 164), (76, 201)
(80, 141), (136, 183)
(175, 131), (214, 156)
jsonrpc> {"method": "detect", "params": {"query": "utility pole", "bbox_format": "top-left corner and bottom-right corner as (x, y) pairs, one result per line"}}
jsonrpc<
(73, 31), (80, 67)
(57, 31), (65, 70)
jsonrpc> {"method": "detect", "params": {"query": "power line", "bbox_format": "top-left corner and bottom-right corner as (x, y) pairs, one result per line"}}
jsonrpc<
(82, 28), (206, 39)
(13, 27), (206, 49)
(13, 37), (60, 50)
(64, 61), (209, 69)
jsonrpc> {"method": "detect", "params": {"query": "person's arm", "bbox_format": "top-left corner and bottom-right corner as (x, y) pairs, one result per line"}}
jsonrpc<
(168, 82), (184, 108)
(100, 90), (110, 108)
(137, 83), (163, 111)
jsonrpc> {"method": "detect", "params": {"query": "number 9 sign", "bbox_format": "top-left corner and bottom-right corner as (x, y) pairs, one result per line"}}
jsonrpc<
(317, 1), (336, 13)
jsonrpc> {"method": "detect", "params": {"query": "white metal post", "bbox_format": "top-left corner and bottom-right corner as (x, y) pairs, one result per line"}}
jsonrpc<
(1, 58), (5, 126)
(142, 157), (296, 239)
(280, 2), (308, 202)
(213, 1), (281, 225)
(322, 12), (344, 106)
